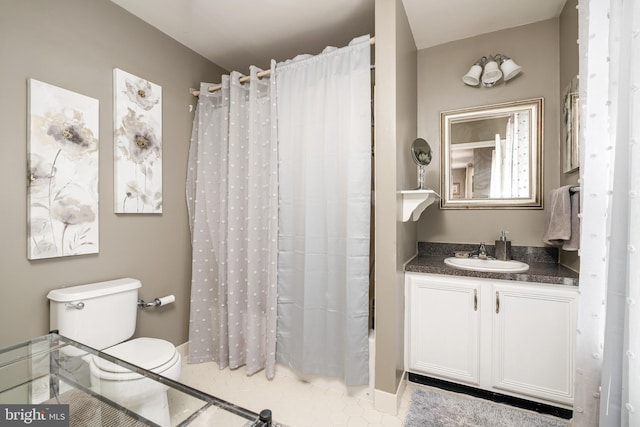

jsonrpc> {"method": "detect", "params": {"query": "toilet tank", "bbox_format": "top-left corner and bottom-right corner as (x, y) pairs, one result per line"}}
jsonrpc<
(47, 278), (142, 350)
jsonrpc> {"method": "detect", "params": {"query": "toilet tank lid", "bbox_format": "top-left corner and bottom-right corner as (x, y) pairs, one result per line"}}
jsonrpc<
(47, 278), (142, 302)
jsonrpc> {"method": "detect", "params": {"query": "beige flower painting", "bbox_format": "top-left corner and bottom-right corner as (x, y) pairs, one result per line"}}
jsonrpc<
(27, 79), (99, 259)
(114, 68), (162, 213)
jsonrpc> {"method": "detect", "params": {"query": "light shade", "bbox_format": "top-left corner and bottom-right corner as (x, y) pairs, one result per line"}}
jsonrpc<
(481, 57), (502, 87)
(462, 64), (483, 86)
(462, 54), (522, 88)
(500, 58), (522, 81)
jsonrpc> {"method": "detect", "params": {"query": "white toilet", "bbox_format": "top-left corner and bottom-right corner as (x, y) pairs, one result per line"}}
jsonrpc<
(47, 278), (181, 427)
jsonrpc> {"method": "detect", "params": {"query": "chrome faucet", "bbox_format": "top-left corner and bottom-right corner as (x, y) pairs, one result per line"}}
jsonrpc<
(478, 242), (488, 259)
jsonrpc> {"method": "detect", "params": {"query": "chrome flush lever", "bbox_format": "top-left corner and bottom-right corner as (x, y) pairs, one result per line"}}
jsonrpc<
(65, 302), (85, 310)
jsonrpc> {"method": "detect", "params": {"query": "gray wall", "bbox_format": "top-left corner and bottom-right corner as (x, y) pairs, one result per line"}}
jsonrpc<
(0, 0), (225, 348)
(374, 0), (417, 395)
(416, 20), (561, 247)
(559, 0), (580, 271)
(393, 0), (418, 390)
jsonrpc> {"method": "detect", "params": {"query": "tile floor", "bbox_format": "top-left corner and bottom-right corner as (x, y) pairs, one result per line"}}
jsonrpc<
(177, 357), (570, 427)
(178, 358), (416, 427)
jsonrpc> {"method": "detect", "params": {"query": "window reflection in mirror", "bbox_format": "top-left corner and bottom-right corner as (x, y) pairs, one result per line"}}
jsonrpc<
(440, 98), (543, 209)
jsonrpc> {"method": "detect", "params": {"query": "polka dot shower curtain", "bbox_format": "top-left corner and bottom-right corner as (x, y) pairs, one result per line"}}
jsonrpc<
(275, 35), (372, 387)
(574, 0), (640, 425)
(489, 112), (530, 198)
(186, 35), (371, 386)
(186, 65), (278, 379)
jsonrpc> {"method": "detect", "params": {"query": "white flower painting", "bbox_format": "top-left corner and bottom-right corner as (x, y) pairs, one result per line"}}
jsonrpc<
(28, 79), (99, 260)
(114, 69), (162, 213)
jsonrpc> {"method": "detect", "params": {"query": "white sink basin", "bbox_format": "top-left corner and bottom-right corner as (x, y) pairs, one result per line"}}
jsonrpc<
(444, 257), (530, 273)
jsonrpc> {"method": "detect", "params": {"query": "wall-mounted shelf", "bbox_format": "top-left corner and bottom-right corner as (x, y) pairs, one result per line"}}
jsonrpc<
(398, 189), (439, 222)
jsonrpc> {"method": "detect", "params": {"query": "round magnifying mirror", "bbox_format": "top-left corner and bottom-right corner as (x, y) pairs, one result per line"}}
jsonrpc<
(411, 138), (432, 166)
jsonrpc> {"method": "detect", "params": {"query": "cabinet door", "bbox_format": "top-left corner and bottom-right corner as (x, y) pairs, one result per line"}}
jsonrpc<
(492, 283), (577, 404)
(407, 274), (480, 385)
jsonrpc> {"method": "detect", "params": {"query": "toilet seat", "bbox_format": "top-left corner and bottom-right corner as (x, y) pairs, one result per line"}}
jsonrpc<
(91, 337), (180, 381)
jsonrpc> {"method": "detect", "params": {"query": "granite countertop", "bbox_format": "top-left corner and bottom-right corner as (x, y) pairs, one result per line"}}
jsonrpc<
(406, 242), (579, 286)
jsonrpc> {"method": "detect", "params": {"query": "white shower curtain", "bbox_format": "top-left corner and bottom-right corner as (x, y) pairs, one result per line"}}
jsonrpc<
(490, 112), (530, 198)
(275, 35), (372, 386)
(186, 66), (278, 378)
(574, 0), (640, 425)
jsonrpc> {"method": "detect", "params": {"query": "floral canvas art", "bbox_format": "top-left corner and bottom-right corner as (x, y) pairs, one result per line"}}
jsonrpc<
(114, 69), (162, 213)
(27, 79), (99, 260)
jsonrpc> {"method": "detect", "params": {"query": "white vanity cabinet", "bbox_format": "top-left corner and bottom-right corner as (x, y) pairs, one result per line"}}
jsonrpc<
(492, 282), (577, 405)
(405, 274), (481, 385)
(405, 273), (578, 407)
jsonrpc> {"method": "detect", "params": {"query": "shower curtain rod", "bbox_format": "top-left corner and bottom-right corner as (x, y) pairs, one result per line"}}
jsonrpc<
(190, 37), (375, 97)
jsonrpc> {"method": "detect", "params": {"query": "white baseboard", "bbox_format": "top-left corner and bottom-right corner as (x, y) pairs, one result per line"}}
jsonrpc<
(374, 371), (407, 415)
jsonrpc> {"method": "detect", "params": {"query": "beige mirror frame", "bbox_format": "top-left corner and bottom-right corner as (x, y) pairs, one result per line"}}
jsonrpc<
(440, 98), (543, 209)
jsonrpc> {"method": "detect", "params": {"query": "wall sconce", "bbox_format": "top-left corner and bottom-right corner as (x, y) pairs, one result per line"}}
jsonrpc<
(462, 54), (522, 87)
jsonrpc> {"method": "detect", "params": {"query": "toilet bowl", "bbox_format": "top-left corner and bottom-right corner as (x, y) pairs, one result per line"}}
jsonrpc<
(89, 338), (181, 426)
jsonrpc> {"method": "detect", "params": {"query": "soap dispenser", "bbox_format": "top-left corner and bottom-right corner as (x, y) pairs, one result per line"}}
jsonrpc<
(495, 230), (511, 261)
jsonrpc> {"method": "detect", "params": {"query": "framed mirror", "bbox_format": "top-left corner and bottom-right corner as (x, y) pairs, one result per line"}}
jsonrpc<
(440, 98), (543, 209)
(562, 76), (579, 173)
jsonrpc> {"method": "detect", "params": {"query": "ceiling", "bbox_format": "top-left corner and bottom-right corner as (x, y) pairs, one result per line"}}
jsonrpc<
(111, 0), (567, 73)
